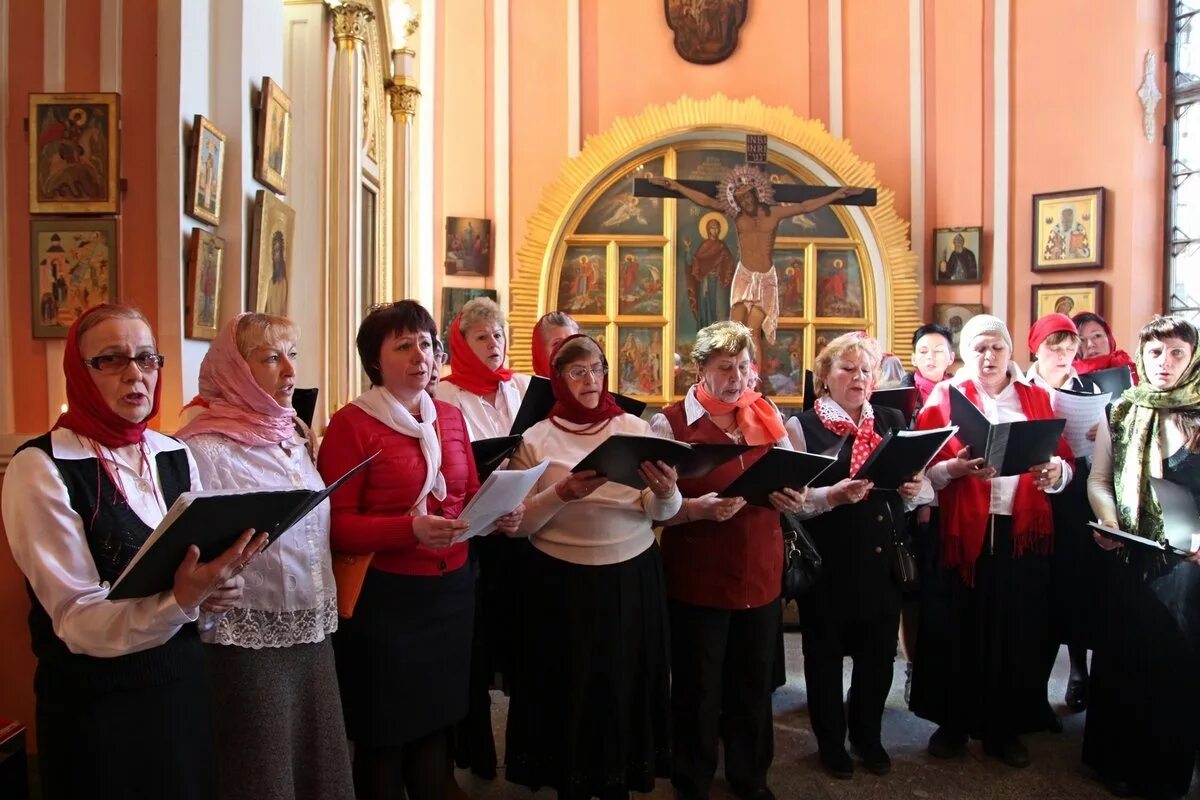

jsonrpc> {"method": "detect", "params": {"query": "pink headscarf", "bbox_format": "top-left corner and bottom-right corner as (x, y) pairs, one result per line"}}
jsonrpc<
(175, 313), (297, 446)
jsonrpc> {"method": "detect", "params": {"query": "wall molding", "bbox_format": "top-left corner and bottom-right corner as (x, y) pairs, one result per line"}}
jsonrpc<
(415, 0), (437, 309)
(493, 0), (510, 314)
(828, 0), (843, 139)
(566, 0), (580, 157)
(909, 0), (924, 309)
(0, 0), (12, 433)
(43, 0), (66, 428)
(992, 0), (1010, 321)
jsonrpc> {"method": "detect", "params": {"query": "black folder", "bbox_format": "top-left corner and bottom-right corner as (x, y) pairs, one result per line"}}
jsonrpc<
(870, 386), (918, 423)
(108, 452), (377, 600)
(471, 435), (523, 480)
(1078, 365), (1133, 397)
(570, 434), (749, 491)
(1088, 522), (1188, 555)
(854, 426), (957, 490)
(291, 387), (319, 429)
(717, 448), (837, 507)
(948, 385), (1066, 476)
(509, 376), (648, 437)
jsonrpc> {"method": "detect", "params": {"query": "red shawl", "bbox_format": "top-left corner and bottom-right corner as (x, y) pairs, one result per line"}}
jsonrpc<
(54, 305), (163, 447)
(916, 377), (1073, 585)
(442, 315), (514, 395)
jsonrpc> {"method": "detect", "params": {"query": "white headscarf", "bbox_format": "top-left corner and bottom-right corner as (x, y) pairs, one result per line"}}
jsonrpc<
(352, 386), (447, 514)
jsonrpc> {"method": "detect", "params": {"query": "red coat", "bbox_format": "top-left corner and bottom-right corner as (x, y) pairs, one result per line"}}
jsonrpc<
(658, 402), (782, 610)
(318, 401), (479, 576)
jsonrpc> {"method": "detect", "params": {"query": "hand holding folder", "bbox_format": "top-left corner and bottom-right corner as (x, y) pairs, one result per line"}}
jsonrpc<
(948, 386), (1066, 476)
(108, 451), (378, 600)
(718, 448), (837, 507)
(570, 434), (749, 491)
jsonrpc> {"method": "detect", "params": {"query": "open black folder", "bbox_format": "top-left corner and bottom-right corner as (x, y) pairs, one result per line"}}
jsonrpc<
(870, 386), (919, 423)
(570, 434), (750, 491)
(718, 448), (837, 508)
(854, 426), (957, 490)
(948, 385), (1066, 476)
(1078, 365), (1134, 397)
(471, 435), (523, 481)
(108, 451), (378, 600)
(509, 376), (647, 437)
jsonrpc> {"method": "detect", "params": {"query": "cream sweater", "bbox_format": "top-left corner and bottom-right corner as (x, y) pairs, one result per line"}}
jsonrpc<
(509, 413), (682, 566)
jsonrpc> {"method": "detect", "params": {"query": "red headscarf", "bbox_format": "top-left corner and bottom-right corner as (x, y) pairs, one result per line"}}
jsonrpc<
(54, 305), (163, 448)
(548, 334), (624, 425)
(916, 377), (1073, 586)
(442, 315), (514, 395)
(1072, 312), (1138, 381)
(1027, 313), (1077, 354)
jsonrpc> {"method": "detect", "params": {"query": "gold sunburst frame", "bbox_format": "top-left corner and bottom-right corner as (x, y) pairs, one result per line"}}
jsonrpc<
(510, 94), (920, 375)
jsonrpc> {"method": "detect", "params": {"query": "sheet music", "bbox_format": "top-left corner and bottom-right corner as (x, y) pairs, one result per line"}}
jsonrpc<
(1051, 388), (1112, 458)
(455, 459), (550, 541)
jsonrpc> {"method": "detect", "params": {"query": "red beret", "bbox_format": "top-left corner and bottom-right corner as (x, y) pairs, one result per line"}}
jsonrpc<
(1028, 313), (1078, 353)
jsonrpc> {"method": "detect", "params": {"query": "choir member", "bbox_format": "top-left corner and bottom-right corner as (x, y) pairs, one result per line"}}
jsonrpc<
(531, 310), (580, 378)
(1085, 315), (1200, 799)
(2, 304), (263, 800)
(176, 313), (354, 800)
(909, 314), (1073, 768)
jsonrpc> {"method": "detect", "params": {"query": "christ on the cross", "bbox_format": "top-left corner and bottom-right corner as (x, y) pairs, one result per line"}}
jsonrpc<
(648, 165), (863, 371)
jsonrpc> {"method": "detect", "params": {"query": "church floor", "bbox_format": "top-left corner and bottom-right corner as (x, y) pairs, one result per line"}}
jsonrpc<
(458, 631), (1200, 800)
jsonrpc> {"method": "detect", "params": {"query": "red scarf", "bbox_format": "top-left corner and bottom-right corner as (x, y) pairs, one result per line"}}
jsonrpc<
(532, 316), (553, 378)
(912, 370), (943, 406)
(442, 315), (514, 395)
(917, 377), (1072, 586)
(813, 396), (882, 475)
(548, 333), (624, 425)
(1076, 350), (1138, 383)
(54, 305), (163, 448)
(695, 383), (787, 446)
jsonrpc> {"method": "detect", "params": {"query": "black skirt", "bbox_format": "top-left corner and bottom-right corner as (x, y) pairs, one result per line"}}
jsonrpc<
(909, 515), (1056, 740)
(505, 542), (672, 800)
(336, 564), (474, 746)
(1048, 460), (1105, 649)
(35, 636), (217, 800)
(1084, 550), (1200, 797)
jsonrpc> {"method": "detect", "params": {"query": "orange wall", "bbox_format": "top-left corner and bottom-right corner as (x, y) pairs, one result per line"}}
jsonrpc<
(6, 0), (158, 433)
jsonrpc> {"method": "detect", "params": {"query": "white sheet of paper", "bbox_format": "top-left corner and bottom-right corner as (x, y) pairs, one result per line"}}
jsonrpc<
(455, 459), (550, 541)
(1050, 389), (1111, 459)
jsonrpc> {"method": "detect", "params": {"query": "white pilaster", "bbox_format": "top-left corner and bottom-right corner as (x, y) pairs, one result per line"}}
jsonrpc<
(828, 0), (843, 139)
(992, 0), (1010, 322)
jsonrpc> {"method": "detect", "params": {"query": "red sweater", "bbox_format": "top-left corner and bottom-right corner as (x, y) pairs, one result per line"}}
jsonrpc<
(658, 402), (783, 610)
(317, 401), (479, 576)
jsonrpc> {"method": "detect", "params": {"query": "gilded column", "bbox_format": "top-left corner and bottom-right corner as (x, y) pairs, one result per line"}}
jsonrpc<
(327, 1), (372, 413)
(387, 46), (420, 300)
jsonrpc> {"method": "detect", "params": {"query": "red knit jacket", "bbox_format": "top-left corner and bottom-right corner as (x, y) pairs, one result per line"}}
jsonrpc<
(317, 401), (479, 576)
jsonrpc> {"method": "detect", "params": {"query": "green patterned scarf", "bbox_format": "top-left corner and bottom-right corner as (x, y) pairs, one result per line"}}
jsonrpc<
(1110, 347), (1200, 543)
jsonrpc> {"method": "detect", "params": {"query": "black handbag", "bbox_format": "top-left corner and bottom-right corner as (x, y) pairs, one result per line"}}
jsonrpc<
(893, 534), (920, 593)
(780, 512), (822, 600)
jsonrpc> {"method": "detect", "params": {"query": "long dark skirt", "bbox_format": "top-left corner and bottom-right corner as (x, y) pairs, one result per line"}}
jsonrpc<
(506, 542), (672, 800)
(909, 515), (1056, 741)
(1049, 460), (1104, 649)
(206, 639), (355, 800)
(35, 637), (217, 800)
(337, 565), (474, 746)
(1083, 551), (1200, 797)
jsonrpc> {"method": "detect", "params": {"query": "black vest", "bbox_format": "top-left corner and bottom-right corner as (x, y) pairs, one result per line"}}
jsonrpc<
(793, 406), (908, 622)
(17, 433), (200, 693)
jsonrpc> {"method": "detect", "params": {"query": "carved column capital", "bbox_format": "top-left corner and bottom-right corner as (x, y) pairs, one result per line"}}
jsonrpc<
(387, 81), (421, 121)
(331, 2), (374, 46)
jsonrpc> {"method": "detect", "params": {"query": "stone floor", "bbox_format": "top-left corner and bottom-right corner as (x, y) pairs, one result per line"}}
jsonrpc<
(456, 632), (1200, 800)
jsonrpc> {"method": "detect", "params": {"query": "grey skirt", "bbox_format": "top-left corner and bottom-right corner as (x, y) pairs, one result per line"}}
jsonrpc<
(205, 638), (354, 800)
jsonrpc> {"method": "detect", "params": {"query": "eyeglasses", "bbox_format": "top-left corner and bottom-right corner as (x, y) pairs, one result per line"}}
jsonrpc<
(83, 353), (166, 373)
(431, 352), (447, 366)
(565, 365), (608, 382)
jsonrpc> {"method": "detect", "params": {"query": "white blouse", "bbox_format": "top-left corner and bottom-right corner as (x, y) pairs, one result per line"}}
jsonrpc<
(2, 429), (201, 658)
(184, 431), (337, 648)
(435, 373), (532, 440)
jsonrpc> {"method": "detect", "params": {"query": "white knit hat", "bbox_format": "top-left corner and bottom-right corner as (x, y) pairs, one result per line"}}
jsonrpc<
(958, 314), (1013, 360)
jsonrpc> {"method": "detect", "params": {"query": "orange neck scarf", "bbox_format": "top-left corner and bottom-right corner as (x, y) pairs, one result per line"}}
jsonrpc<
(695, 383), (786, 446)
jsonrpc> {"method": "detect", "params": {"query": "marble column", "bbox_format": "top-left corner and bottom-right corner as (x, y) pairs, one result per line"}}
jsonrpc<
(326, 1), (372, 411)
